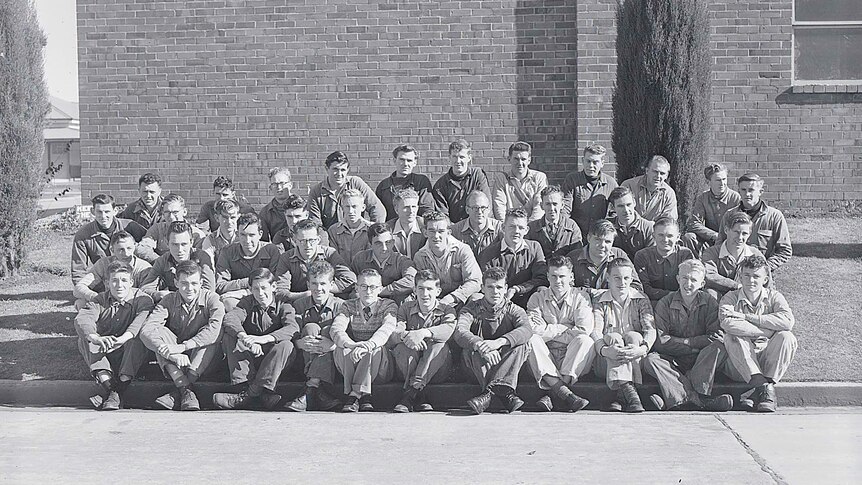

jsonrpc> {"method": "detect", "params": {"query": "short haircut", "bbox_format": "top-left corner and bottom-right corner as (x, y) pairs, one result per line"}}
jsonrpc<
(606, 256), (636, 274)
(338, 188), (364, 203)
(423, 211), (451, 229)
(214, 199), (239, 217)
(247, 268), (275, 287)
(367, 222), (392, 242)
(508, 141), (531, 157)
(546, 255), (573, 272)
(325, 151), (350, 168)
(583, 144), (606, 157)
(738, 254), (769, 275)
(482, 267), (508, 285)
(106, 260), (133, 279)
(540, 185), (563, 200)
(175, 259), (202, 279)
(588, 219), (617, 240)
(162, 193), (185, 208)
(653, 216), (679, 233)
(704, 163), (728, 181)
(647, 155), (670, 170)
(238, 212), (260, 231)
(168, 220), (193, 238)
(466, 190), (489, 205)
(268, 167), (292, 182)
(292, 219), (320, 237)
(505, 208), (529, 223)
(307, 260), (334, 281)
(723, 211), (753, 231)
(213, 176), (233, 190)
(448, 139), (471, 155)
(414, 268), (440, 287)
(109, 230), (135, 247)
(608, 186), (633, 205)
(358, 268), (382, 281)
(282, 194), (306, 212)
(392, 144), (418, 159)
(393, 188), (419, 204)
(138, 173), (161, 187)
(678, 259), (706, 278)
(737, 173), (764, 186)
(91, 194), (115, 207)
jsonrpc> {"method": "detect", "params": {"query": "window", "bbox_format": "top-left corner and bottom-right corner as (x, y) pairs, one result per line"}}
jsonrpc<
(793, 0), (862, 84)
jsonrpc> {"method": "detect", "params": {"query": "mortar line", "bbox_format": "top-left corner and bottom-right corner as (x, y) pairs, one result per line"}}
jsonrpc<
(715, 415), (787, 485)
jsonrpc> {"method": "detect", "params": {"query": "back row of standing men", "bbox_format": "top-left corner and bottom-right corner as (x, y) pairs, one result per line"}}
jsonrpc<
(70, 139), (796, 414)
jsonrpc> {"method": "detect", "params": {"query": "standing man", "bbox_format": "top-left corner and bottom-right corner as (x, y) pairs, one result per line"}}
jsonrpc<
(196, 176), (256, 233)
(682, 163), (741, 256)
(432, 139), (491, 223)
(527, 185), (584, 258)
(259, 167), (294, 242)
(119, 173), (163, 230)
(451, 190), (502, 257)
(561, 144), (617, 239)
(491, 141), (548, 222)
(308, 151), (386, 231)
(375, 145), (435, 221)
(621, 155), (679, 221)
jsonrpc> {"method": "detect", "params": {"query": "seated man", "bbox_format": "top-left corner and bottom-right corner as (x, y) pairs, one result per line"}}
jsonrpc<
(196, 175), (255, 233)
(139, 221), (216, 303)
(74, 231), (151, 309)
(119, 172), (163, 230)
(455, 267), (532, 415)
(620, 155), (678, 221)
(527, 185), (583, 259)
(327, 188), (372, 263)
(74, 261), (153, 411)
(561, 144), (617, 239)
(526, 256), (593, 412)
(259, 167), (294, 242)
(351, 223), (416, 304)
(413, 211), (482, 309)
(213, 269), (300, 410)
(308, 151), (386, 230)
(284, 261), (345, 412)
(432, 139), (491, 223)
(72, 194), (145, 287)
(274, 219), (356, 302)
(718, 173), (792, 272)
(136, 193), (206, 264)
(491, 141), (548, 221)
(215, 213), (281, 311)
(390, 269), (456, 413)
(477, 208), (548, 308)
(718, 255), (796, 412)
(271, 194), (330, 252)
(330, 269), (397, 413)
(568, 220), (642, 291)
(591, 258), (656, 413)
(386, 188), (426, 259)
(642, 260), (734, 411)
(140, 260), (224, 411)
(682, 163), (741, 256)
(375, 144), (435, 221)
(196, 199), (240, 262)
(702, 212), (768, 300)
(609, 186), (655, 260)
(451, 190), (502, 257)
(633, 217), (695, 305)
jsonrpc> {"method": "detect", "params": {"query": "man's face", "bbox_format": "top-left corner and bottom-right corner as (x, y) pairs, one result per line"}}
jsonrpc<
(341, 196), (365, 225)
(547, 265), (573, 296)
(415, 279), (441, 309)
(327, 162), (350, 187)
(139, 182), (161, 209)
(709, 171), (728, 196)
(308, 274), (334, 305)
(738, 181), (764, 208)
(396, 198), (419, 223)
(582, 153), (605, 177)
(740, 266), (768, 294)
(503, 216), (528, 247)
(168, 232), (193, 261)
(482, 278), (508, 307)
(645, 161), (670, 190)
(542, 193), (563, 224)
(177, 271), (202, 303)
(726, 223), (752, 248)
(218, 209), (240, 235)
(251, 278), (274, 306)
(111, 237), (136, 262)
(588, 233), (614, 262)
(466, 194), (490, 227)
(509, 150), (530, 177)
(293, 228), (320, 260)
(92, 203), (116, 228)
(283, 208), (308, 230)
(449, 148), (472, 177)
(357, 275), (383, 303)
(108, 271), (134, 302)
(370, 232), (394, 261)
(424, 220), (450, 252)
(613, 194), (637, 225)
(654, 223), (680, 257)
(394, 150), (417, 177)
(161, 201), (186, 223)
(214, 187), (235, 202)
(609, 266), (635, 294)
(238, 223), (262, 254)
(269, 172), (293, 201)
(677, 269), (704, 299)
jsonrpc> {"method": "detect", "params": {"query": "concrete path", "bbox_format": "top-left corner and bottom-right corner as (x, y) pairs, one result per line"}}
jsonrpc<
(0, 407), (859, 484)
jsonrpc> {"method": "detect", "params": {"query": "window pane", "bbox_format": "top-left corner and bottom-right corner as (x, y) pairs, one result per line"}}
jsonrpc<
(795, 27), (862, 81)
(796, 0), (862, 22)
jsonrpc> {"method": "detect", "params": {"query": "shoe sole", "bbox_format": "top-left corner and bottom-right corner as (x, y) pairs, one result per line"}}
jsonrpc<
(154, 397), (176, 411)
(89, 395), (104, 410)
(284, 403), (307, 412)
(393, 405), (410, 413)
(467, 400), (485, 415)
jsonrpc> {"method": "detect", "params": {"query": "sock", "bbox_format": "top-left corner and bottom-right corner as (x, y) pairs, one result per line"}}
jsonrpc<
(94, 370), (113, 392)
(164, 364), (190, 389)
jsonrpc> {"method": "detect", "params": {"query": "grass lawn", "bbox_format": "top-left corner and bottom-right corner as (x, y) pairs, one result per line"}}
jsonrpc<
(0, 217), (860, 382)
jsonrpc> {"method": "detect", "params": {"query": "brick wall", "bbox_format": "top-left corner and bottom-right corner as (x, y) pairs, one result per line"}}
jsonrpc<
(76, 0), (579, 212)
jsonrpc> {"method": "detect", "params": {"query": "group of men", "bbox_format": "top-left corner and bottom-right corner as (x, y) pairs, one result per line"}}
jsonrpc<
(71, 139), (796, 414)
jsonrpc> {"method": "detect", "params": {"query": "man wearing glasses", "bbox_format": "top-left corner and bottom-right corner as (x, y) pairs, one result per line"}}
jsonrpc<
(451, 190), (502, 257)
(259, 167), (294, 242)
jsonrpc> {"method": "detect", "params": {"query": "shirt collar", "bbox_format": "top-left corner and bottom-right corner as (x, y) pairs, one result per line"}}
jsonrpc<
(392, 218), (421, 236)
(231, 242), (264, 261)
(718, 241), (755, 260)
(598, 287), (648, 304)
(669, 290), (708, 311)
(736, 288), (769, 310)
(541, 286), (578, 306)
(410, 300), (441, 317)
(252, 296), (277, 312)
(500, 238), (525, 254)
(291, 246), (327, 262)
(332, 220), (368, 235)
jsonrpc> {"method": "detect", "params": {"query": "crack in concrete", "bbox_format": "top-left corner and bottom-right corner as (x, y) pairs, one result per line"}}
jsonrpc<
(715, 415), (788, 485)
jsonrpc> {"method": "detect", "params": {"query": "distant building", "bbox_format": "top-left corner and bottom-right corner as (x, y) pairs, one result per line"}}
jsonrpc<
(44, 96), (81, 180)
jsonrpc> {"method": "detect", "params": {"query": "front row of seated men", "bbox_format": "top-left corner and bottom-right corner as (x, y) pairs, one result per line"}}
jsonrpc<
(75, 244), (796, 414)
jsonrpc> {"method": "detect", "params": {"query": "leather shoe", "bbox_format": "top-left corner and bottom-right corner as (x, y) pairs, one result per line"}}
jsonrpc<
(756, 383), (777, 413)
(467, 391), (493, 415)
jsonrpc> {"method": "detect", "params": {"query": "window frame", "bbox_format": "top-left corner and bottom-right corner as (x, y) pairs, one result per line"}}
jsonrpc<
(792, 1), (862, 86)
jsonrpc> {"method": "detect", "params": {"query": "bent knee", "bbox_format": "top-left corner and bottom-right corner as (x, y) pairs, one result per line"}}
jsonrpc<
(301, 323), (322, 337)
(772, 331), (797, 349)
(623, 331), (644, 345)
(603, 332), (624, 347)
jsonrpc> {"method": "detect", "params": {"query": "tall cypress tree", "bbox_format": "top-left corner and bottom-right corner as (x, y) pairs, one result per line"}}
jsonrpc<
(0, 0), (49, 277)
(612, 0), (711, 220)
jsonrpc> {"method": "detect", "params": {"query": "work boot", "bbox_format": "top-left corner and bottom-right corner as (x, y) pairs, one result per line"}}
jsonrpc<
(393, 388), (418, 413)
(358, 395), (375, 412)
(535, 395), (553, 412)
(259, 391), (282, 411)
(605, 400), (623, 412)
(618, 382), (644, 413)
(554, 385), (589, 412)
(341, 395), (359, 413)
(501, 393), (524, 414)
(284, 393), (308, 412)
(756, 383), (777, 413)
(212, 390), (255, 410)
(100, 391), (122, 411)
(313, 387), (342, 412)
(701, 393), (734, 412)
(414, 387), (433, 412)
(467, 390), (493, 415)
(155, 390), (180, 411)
(180, 387), (200, 411)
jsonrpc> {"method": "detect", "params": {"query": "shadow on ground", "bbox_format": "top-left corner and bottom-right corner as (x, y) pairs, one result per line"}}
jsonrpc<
(0, 311), (77, 336)
(793, 243), (862, 259)
(0, 336), (89, 380)
(0, 290), (74, 303)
